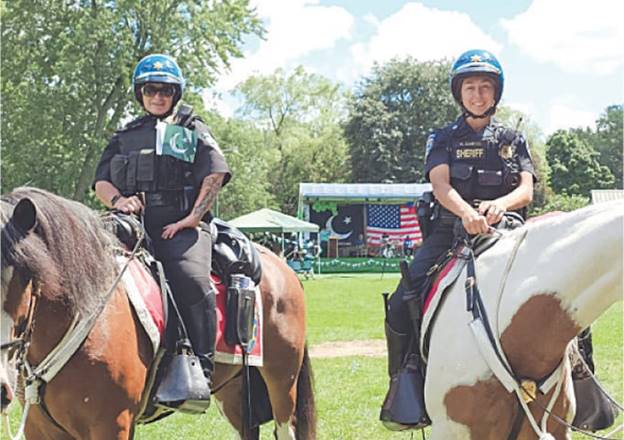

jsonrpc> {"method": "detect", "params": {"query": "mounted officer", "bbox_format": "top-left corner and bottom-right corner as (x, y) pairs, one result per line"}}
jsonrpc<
(93, 54), (231, 405)
(380, 49), (536, 429)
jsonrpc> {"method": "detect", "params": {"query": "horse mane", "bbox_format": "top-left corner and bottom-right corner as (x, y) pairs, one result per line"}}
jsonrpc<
(1, 187), (118, 317)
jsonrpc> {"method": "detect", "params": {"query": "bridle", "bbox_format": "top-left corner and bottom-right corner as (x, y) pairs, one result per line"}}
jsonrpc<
(0, 280), (40, 369)
(464, 229), (623, 440)
(1, 226), (145, 440)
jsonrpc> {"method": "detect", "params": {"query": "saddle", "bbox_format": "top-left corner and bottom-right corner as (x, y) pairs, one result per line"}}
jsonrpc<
(102, 212), (268, 425)
(418, 213), (525, 361)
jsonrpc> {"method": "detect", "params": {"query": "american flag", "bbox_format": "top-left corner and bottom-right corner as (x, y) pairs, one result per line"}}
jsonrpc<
(366, 204), (422, 246)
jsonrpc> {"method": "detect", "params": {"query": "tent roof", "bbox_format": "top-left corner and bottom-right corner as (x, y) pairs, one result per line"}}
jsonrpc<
(299, 182), (432, 203)
(228, 208), (319, 233)
(591, 189), (624, 204)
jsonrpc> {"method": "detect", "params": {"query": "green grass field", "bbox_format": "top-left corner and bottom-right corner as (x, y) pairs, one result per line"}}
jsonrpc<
(5, 274), (622, 439)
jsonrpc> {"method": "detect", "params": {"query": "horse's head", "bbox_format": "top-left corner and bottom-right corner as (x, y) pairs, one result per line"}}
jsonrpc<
(0, 196), (38, 413)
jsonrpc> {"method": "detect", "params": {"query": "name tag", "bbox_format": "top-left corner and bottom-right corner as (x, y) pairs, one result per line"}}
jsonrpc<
(456, 148), (485, 159)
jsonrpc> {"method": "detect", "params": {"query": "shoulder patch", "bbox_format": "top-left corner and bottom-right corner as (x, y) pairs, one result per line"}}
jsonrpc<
(196, 125), (224, 156)
(425, 133), (436, 161)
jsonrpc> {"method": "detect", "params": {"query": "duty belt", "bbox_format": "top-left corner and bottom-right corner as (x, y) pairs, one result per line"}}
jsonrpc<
(144, 191), (184, 208)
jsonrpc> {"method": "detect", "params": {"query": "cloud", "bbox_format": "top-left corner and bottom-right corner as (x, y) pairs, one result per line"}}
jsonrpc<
(546, 103), (597, 135)
(501, 0), (624, 75)
(351, 2), (501, 72)
(216, 0), (354, 91)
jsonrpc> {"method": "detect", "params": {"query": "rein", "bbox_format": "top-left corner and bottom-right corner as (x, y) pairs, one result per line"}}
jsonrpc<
(464, 230), (624, 440)
(1, 227), (145, 440)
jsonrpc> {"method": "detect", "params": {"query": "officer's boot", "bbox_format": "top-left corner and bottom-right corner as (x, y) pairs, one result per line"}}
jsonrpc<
(186, 293), (217, 384)
(154, 292), (214, 413)
(380, 296), (430, 430)
(379, 321), (410, 430)
(572, 327), (619, 431)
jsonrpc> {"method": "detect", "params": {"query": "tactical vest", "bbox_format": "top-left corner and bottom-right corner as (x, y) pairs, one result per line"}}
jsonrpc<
(109, 116), (194, 195)
(443, 122), (522, 202)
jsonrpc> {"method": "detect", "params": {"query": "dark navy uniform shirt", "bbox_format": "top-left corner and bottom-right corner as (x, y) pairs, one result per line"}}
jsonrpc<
(424, 116), (536, 202)
(93, 114), (231, 191)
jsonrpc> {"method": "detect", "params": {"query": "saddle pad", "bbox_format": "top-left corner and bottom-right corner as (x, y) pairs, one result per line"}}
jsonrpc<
(420, 256), (467, 361)
(117, 256), (165, 356)
(213, 274), (264, 367)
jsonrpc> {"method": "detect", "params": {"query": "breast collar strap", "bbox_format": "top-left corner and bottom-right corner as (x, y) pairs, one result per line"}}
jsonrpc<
(464, 230), (566, 440)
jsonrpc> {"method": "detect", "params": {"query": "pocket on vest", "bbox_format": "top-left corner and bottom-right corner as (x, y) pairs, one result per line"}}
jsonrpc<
(477, 169), (503, 186)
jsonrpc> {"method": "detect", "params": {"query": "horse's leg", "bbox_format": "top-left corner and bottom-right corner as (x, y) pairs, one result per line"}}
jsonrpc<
(213, 364), (261, 440)
(256, 252), (314, 440)
(214, 374), (256, 440)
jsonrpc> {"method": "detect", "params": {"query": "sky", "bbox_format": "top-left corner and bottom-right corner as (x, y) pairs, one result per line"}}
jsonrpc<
(205, 0), (624, 137)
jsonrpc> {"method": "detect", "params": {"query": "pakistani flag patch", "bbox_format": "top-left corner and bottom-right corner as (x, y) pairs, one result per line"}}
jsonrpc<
(156, 121), (198, 163)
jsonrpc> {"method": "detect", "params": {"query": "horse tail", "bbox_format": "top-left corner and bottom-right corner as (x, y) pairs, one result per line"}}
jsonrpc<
(295, 344), (316, 440)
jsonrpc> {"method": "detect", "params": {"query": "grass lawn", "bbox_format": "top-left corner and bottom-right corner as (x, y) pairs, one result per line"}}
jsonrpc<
(5, 274), (622, 439)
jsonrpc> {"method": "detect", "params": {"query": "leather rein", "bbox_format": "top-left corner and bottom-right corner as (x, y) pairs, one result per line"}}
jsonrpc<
(463, 230), (623, 440)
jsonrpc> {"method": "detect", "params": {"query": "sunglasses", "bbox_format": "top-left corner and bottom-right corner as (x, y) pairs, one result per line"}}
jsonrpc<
(141, 84), (176, 98)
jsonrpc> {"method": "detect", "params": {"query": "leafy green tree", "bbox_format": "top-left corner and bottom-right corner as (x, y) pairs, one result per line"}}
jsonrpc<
(570, 105), (623, 189)
(344, 57), (457, 183)
(495, 106), (550, 213)
(235, 67), (350, 214)
(1, 1), (262, 202)
(546, 130), (614, 196)
(198, 111), (278, 220)
(530, 193), (590, 216)
(593, 105), (622, 188)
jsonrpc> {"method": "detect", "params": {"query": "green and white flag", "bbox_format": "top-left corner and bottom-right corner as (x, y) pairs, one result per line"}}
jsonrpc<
(155, 120), (198, 163)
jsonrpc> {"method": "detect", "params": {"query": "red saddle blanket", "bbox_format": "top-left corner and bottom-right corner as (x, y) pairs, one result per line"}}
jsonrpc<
(118, 257), (263, 367)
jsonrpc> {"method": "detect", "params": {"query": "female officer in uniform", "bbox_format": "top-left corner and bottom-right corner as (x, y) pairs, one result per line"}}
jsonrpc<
(93, 54), (231, 400)
(381, 49), (536, 429)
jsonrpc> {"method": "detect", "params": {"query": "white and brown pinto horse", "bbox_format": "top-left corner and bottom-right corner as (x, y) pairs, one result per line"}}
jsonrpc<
(0, 187), (316, 440)
(425, 200), (623, 440)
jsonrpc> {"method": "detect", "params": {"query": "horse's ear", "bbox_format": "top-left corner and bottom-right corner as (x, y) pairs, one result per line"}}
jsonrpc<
(12, 198), (37, 233)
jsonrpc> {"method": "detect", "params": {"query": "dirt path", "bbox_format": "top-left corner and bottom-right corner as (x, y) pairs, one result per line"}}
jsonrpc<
(309, 339), (386, 358)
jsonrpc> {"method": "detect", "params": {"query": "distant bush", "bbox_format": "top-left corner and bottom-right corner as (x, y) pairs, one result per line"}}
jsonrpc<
(530, 193), (590, 216)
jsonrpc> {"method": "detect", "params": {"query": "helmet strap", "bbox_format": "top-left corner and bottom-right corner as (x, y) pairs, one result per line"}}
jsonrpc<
(461, 104), (496, 120)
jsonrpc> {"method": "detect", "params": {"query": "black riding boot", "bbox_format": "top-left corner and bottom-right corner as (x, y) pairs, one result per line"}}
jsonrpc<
(380, 297), (430, 431)
(186, 293), (217, 382)
(572, 327), (619, 431)
(154, 292), (215, 413)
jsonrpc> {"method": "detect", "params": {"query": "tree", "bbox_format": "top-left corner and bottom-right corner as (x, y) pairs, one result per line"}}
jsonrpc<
(593, 105), (623, 188)
(546, 130), (614, 196)
(1, 1), (262, 202)
(495, 106), (550, 213)
(344, 57), (457, 183)
(570, 105), (623, 189)
(235, 67), (350, 214)
(197, 111), (278, 220)
(530, 193), (590, 216)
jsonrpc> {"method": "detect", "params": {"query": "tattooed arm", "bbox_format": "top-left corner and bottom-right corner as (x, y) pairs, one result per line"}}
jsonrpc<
(161, 173), (225, 239)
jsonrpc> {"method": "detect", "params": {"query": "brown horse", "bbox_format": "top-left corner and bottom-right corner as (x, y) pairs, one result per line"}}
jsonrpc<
(0, 187), (316, 440)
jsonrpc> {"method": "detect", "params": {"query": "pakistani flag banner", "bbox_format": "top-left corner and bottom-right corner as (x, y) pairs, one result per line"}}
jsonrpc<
(155, 120), (198, 163)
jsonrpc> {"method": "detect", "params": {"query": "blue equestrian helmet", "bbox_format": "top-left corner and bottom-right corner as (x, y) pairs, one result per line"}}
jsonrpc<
(132, 54), (185, 106)
(450, 49), (504, 108)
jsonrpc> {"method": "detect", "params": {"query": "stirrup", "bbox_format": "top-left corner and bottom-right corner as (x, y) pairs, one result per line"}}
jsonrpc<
(380, 353), (431, 431)
(154, 350), (211, 414)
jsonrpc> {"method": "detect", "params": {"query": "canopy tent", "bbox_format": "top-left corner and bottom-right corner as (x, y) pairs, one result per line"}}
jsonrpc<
(297, 183), (433, 261)
(298, 182), (432, 206)
(229, 208), (320, 273)
(229, 208), (319, 233)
